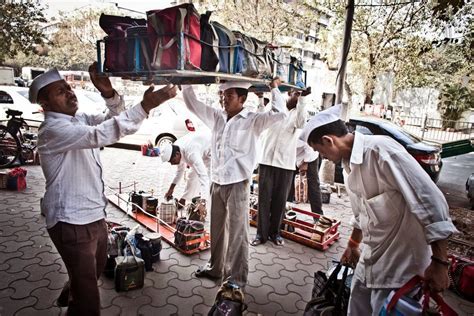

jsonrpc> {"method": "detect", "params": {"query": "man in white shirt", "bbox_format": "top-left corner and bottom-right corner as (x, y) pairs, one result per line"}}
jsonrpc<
(301, 104), (457, 315)
(181, 79), (287, 289)
(161, 130), (212, 207)
(251, 88), (310, 246)
(32, 63), (177, 315)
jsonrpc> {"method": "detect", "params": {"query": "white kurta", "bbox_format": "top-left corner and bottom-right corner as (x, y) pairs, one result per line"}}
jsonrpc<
(172, 130), (212, 200)
(182, 86), (288, 185)
(344, 132), (457, 288)
(38, 94), (147, 229)
(259, 96), (306, 170)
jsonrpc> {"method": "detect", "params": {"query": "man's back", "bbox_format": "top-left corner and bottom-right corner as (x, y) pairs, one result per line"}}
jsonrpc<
(175, 130), (212, 158)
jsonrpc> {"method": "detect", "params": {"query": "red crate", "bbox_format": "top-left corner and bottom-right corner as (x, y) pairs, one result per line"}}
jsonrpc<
(249, 206), (340, 251)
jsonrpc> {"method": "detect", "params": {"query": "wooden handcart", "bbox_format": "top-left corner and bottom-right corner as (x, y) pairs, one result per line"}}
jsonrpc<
(249, 203), (340, 251)
(106, 183), (210, 255)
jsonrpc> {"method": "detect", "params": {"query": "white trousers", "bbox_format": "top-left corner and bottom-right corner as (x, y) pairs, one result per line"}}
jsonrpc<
(348, 276), (394, 316)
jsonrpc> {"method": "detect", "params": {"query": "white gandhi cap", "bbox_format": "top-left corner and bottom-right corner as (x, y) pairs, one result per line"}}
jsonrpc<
(160, 143), (173, 162)
(218, 82), (252, 92)
(300, 104), (342, 143)
(28, 69), (64, 103)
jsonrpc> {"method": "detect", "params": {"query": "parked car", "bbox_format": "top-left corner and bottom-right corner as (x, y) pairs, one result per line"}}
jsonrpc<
(74, 89), (106, 114)
(148, 99), (208, 147)
(120, 97), (208, 147)
(466, 173), (474, 209)
(0, 85), (43, 126)
(0, 86), (108, 127)
(347, 117), (443, 182)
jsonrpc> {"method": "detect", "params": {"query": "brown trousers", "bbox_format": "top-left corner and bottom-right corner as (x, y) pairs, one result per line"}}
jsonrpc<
(48, 219), (108, 316)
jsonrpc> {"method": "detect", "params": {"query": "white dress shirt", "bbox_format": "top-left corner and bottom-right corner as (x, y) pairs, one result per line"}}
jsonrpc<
(296, 139), (319, 168)
(172, 130), (212, 200)
(344, 132), (457, 288)
(38, 93), (147, 229)
(182, 86), (288, 185)
(259, 96), (306, 170)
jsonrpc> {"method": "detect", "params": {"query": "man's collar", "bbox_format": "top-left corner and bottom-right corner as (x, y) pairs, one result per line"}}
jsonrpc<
(44, 111), (75, 120)
(224, 107), (249, 119)
(349, 132), (364, 165)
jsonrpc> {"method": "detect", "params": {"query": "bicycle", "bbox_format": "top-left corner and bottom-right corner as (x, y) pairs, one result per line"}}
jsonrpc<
(0, 109), (38, 168)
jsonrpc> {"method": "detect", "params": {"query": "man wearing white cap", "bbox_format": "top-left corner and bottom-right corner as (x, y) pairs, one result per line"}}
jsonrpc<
(301, 105), (457, 315)
(160, 130), (212, 208)
(181, 79), (287, 289)
(32, 62), (177, 315)
(252, 87), (310, 247)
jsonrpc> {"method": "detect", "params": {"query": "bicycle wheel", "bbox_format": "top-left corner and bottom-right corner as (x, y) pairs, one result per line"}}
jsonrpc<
(0, 125), (21, 168)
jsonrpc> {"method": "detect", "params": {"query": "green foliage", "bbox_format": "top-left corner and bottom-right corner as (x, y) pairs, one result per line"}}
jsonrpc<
(0, 1), (47, 64)
(199, 0), (321, 43)
(438, 83), (474, 128)
(6, 7), (118, 71)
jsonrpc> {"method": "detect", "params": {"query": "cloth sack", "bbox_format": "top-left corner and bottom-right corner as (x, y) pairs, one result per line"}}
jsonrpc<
(99, 13), (147, 72)
(6, 167), (27, 191)
(210, 21), (236, 73)
(379, 275), (458, 316)
(449, 255), (474, 302)
(147, 3), (201, 70)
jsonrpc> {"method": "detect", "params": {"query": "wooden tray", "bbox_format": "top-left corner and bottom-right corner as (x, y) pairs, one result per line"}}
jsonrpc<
(107, 192), (210, 255)
(249, 206), (340, 251)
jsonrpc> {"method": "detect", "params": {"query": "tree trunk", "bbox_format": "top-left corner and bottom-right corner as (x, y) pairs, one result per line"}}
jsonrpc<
(364, 75), (375, 105)
(344, 79), (353, 107)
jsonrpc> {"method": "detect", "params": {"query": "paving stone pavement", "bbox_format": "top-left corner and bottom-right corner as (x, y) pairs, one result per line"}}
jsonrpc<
(0, 147), (472, 316)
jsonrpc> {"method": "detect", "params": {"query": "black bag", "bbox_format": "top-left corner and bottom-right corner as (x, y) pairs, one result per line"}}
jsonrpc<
(304, 263), (351, 316)
(114, 242), (145, 292)
(252, 37), (274, 78)
(208, 281), (247, 316)
(104, 222), (129, 278)
(200, 11), (219, 71)
(103, 255), (117, 279)
(147, 233), (162, 263)
(174, 218), (205, 251)
(135, 233), (154, 272)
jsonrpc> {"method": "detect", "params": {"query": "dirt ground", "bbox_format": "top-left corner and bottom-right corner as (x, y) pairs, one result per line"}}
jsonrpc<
(449, 207), (473, 259)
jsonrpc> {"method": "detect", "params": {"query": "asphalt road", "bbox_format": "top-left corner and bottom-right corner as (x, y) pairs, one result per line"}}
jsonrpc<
(437, 152), (474, 209)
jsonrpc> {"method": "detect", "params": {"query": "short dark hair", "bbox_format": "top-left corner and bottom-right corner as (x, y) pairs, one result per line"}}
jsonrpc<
(170, 145), (180, 159)
(36, 86), (50, 105)
(307, 120), (348, 145)
(234, 88), (248, 100)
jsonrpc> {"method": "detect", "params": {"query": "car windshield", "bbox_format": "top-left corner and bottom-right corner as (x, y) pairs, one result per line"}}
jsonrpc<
(380, 121), (421, 144)
(16, 90), (29, 100)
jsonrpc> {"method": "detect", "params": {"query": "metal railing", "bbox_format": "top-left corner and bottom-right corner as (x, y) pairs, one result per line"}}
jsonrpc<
(400, 116), (473, 143)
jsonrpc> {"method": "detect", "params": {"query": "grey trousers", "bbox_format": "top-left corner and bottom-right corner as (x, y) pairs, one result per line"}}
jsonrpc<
(307, 158), (323, 215)
(204, 180), (250, 287)
(257, 164), (294, 241)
